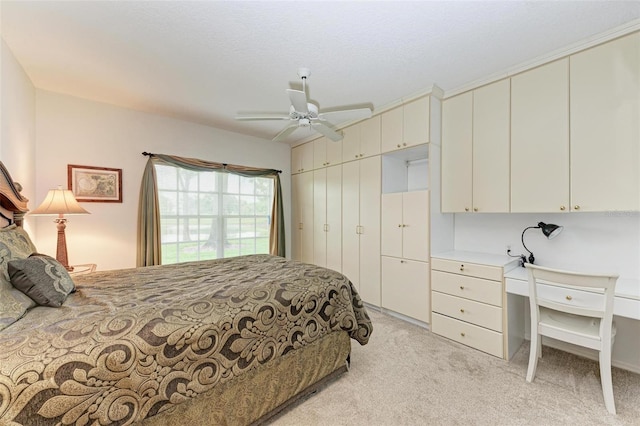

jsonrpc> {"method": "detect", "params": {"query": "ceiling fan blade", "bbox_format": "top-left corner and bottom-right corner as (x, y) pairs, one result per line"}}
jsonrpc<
(286, 89), (309, 114)
(235, 113), (291, 121)
(273, 123), (299, 142)
(318, 107), (372, 123)
(313, 122), (342, 142)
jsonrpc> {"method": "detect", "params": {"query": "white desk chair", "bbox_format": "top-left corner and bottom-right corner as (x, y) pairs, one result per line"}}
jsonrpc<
(525, 264), (618, 415)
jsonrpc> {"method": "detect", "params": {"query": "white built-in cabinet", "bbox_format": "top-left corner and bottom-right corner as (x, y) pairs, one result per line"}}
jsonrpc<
(313, 137), (342, 169)
(441, 79), (510, 213)
(313, 165), (342, 272)
(342, 116), (382, 161)
(381, 190), (430, 322)
(511, 58), (570, 213)
(291, 171), (314, 263)
(291, 142), (314, 174)
(342, 156), (382, 306)
(570, 32), (640, 212)
(381, 97), (430, 153)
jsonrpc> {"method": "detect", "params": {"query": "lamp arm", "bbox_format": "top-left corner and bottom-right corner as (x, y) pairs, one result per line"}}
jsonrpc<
(521, 225), (540, 264)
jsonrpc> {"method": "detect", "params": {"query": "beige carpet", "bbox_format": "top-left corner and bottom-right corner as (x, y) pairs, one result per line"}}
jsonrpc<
(270, 308), (640, 426)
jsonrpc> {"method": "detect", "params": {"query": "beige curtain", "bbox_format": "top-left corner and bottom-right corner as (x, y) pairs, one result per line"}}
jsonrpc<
(136, 153), (285, 267)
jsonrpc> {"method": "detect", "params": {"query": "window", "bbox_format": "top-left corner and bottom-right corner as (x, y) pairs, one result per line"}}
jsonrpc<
(155, 165), (273, 264)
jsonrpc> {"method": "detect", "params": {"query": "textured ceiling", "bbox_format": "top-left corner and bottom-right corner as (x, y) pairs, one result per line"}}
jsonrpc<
(1, 1), (639, 144)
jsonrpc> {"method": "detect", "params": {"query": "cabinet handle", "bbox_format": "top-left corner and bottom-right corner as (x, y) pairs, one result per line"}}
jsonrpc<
(459, 286), (464, 290)
(460, 308), (465, 313)
(465, 207), (469, 212)
(359, 154), (364, 157)
(574, 205), (580, 210)
(403, 143), (407, 147)
(473, 207), (478, 212)
(460, 332), (466, 337)
(460, 264), (464, 271)
(566, 295), (572, 301)
(298, 223), (303, 230)
(400, 260), (405, 264)
(355, 155), (359, 159)
(398, 224), (402, 228)
(560, 206), (566, 211)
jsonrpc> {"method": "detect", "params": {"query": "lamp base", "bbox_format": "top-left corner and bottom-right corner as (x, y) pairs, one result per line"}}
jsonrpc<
(55, 218), (74, 271)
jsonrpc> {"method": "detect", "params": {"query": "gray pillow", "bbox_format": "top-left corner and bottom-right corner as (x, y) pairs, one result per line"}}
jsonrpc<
(8, 254), (75, 307)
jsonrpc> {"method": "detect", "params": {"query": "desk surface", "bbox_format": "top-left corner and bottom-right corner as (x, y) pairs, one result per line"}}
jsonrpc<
(505, 266), (640, 320)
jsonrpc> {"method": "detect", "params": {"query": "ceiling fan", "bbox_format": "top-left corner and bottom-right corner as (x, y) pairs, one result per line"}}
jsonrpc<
(235, 68), (372, 142)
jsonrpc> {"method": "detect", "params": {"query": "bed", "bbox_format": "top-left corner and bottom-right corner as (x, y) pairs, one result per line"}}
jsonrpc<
(0, 162), (372, 425)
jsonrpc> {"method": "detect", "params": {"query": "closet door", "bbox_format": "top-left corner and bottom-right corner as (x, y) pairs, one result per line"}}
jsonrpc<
(298, 171), (315, 264)
(325, 165), (342, 272)
(313, 168), (327, 266)
(381, 192), (403, 257)
(511, 59), (569, 213)
(358, 156), (381, 306)
(402, 190), (429, 262)
(342, 161), (361, 289)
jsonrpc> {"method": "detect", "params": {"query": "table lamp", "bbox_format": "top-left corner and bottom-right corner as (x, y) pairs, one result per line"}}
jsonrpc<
(519, 221), (563, 266)
(30, 186), (90, 271)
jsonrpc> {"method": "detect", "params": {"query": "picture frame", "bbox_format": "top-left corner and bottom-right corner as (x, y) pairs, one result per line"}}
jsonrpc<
(68, 165), (122, 203)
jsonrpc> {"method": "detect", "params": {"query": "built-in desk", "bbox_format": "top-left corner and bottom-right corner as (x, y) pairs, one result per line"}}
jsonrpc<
(504, 266), (640, 320)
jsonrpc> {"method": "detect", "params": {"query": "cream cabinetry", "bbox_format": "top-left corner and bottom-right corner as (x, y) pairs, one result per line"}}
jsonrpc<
(570, 32), (640, 212)
(441, 80), (510, 213)
(381, 191), (429, 262)
(431, 253), (518, 359)
(313, 165), (342, 272)
(511, 59), (569, 213)
(313, 136), (342, 169)
(381, 97), (430, 153)
(342, 156), (381, 306)
(291, 142), (314, 174)
(381, 190), (430, 322)
(291, 171), (314, 263)
(343, 116), (382, 161)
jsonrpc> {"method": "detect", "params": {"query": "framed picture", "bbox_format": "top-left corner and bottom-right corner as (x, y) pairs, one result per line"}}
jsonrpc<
(68, 165), (122, 203)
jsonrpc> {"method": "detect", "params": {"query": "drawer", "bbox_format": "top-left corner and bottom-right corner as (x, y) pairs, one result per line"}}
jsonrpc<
(432, 258), (503, 281)
(431, 312), (503, 358)
(431, 270), (502, 306)
(432, 292), (503, 332)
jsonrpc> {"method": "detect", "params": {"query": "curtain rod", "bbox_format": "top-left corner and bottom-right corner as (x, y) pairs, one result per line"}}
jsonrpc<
(141, 152), (282, 173)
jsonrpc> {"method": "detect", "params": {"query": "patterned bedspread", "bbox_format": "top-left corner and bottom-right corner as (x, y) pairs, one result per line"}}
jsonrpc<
(0, 255), (372, 425)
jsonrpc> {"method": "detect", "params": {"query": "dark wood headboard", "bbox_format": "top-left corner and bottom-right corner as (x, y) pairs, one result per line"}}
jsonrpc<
(0, 161), (29, 226)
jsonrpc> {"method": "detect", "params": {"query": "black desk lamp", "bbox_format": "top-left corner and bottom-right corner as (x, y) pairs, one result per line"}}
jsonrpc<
(509, 222), (563, 266)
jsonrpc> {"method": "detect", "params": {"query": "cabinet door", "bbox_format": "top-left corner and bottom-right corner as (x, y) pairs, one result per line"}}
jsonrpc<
(441, 92), (473, 213)
(511, 59), (569, 213)
(325, 165), (342, 272)
(298, 171), (315, 264)
(342, 161), (361, 290)
(570, 32), (640, 212)
(402, 190), (430, 262)
(381, 257), (429, 323)
(313, 168), (327, 267)
(299, 142), (314, 173)
(473, 79), (510, 213)
(381, 192), (403, 257)
(325, 137), (342, 167)
(342, 123), (361, 161)
(313, 137), (327, 170)
(291, 173), (302, 260)
(403, 97), (430, 147)
(358, 156), (381, 306)
(360, 115), (381, 158)
(291, 144), (303, 174)
(381, 106), (403, 153)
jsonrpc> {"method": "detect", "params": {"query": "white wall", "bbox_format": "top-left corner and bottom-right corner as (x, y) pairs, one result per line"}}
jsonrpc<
(34, 91), (291, 270)
(0, 39), (36, 235)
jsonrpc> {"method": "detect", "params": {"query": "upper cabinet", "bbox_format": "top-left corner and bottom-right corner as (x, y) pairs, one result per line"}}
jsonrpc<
(511, 59), (570, 213)
(313, 136), (342, 169)
(441, 80), (510, 213)
(342, 116), (381, 161)
(570, 32), (640, 212)
(381, 96), (430, 153)
(291, 142), (314, 174)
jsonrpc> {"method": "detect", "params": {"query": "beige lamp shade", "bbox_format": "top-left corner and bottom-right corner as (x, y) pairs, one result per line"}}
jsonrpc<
(30, 187), (90, 216)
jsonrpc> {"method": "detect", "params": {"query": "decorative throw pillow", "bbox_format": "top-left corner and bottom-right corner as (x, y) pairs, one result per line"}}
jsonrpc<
(0, 225), (37, 330)
(8, 254), (75, 308)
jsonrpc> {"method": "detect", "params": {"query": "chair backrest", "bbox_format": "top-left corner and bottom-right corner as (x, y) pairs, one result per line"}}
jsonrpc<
(525, 264), (618, 342)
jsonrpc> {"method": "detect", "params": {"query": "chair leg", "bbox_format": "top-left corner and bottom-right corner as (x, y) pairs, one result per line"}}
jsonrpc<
(599, 347), (616, 415)
(526, 332), (539, 383)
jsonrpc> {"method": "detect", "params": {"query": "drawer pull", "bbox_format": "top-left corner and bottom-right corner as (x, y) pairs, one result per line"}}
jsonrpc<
(459, 286), (464, 290)
(566, 295), (572, 301)
(460, 332), (466, 337)
(460, 308), (465, 313)
(459, 264), (465, 271)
